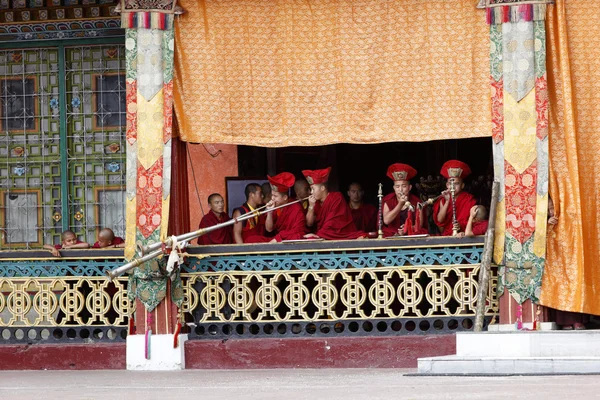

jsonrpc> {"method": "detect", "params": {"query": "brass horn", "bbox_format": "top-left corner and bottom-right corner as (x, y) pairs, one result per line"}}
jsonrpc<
(106, 196), (310, 280)
(105, 249), (163, 281)
(136, 196), (309, 257)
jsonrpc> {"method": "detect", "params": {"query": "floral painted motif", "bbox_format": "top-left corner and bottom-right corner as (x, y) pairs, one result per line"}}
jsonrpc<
(491, 78), (504, 144)
(535, 75), (548, 140)
(71, 97), (81, 108)
(136, 158), (163, 238)
(504, 161), (537, 244)
(126, 80), (137, 145)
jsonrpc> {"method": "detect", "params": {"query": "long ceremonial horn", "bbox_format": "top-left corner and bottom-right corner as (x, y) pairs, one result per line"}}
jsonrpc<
(136, 196), (310, 257)
(105, 249), (163, 281)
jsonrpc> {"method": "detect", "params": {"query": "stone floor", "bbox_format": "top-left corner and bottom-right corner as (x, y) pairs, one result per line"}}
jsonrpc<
(0, 369), (599, 399)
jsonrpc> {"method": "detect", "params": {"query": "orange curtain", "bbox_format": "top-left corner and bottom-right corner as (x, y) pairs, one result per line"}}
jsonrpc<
(173, 0), (490, 147)
(540, 1), (600, 315)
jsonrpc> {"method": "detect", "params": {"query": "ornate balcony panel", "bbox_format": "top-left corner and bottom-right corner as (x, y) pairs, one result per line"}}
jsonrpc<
(183, 237), (498, 340)
(0, 238), (499, 342)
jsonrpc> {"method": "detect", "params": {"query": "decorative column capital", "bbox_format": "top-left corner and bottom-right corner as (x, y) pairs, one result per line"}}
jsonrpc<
(115, 0), (184, 30)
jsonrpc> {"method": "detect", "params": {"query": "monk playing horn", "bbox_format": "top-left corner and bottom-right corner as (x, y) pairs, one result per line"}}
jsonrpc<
(382, 163), (426, 237)
(303, 167), (365, 240)
(434, 160), (476, 236)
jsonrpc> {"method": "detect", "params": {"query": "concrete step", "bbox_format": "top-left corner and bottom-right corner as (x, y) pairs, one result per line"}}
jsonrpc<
(456, 331), (600, 357)
(418, 355), (600, 375)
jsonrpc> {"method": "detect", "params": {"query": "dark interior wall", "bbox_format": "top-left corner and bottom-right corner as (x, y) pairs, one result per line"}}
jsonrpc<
(238, 137), (493, 205)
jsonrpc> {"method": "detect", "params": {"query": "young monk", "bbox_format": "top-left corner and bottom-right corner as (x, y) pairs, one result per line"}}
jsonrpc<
(261, 172), (308, 242)
(294, 179), (311, 213)
(347, 182), (377, 233)
(92, 228), (125, 248)
(197, 193), (233, 245)
(232, 183), (268, 244)
(434, 160), (477, 236)
(43, 230), (89, 257)
(382, 163), (426, 237)
(303, 167), (365, 240)
(458, 205), (489, 237)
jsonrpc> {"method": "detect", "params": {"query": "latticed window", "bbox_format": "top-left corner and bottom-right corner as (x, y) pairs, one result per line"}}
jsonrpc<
(0, 43), (126, 249)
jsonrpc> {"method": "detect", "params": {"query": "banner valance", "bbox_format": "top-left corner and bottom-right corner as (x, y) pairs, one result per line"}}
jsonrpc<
(173, 0), (491, 147)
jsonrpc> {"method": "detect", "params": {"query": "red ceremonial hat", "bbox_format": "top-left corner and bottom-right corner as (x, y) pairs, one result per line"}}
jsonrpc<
(386, 163), (417, 181)
(440, 160), (471, 179)
(302, 167), (331, 185)
(267, 172), (295, 193)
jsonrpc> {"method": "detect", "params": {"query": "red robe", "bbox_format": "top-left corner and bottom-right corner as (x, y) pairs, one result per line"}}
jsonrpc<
(350, 203), (377, 233)
(196, 211), (233, 245)
(471, 220), (489, 236)
(235, 203), (269, 243)
(248, 202), (307, 242)
(92, 237), (125, 248)
(382, 193), (425, 237)
(433, 191), (477, 236)
(315, 192), (364, 240)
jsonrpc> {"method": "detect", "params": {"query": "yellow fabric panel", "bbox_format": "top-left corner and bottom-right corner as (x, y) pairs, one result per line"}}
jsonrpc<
(540, 1), (600, 315)
(503, 90), (537, 174)
(125, 197), (137, 260)
(493, 198), (505, 265)
(173, 0), (491, 146)
(160, 194), (170, 242)
(137, 88), (165, 170)
(533, 193), (548, 258)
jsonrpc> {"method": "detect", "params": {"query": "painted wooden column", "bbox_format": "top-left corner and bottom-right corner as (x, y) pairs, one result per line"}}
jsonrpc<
(118, 0), (186, 369)
(483, 0), (551, 329)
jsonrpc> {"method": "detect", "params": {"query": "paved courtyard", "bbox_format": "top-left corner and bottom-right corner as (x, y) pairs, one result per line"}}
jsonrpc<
(1, 369), (599, 399)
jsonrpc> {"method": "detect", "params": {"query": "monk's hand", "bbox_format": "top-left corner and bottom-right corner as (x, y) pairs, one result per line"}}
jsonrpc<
(308, 195), (317, 207)
(266, 200), (275, 210)
(548, 216), (558, 226)
(453, 222), (461, 233)
(442, 190), (451, 201)
(304, 233), (320, 239)
(50, 248), (61, 257)
(470, 206), (479, 219)
(456, 232), (466, 238)
(397, 226), (406, 236)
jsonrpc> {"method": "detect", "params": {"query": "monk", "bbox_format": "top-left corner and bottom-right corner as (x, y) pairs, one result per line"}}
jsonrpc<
(261, 182), (272, 205)
(303, 167), (365, 240)
(294, 178), (311, 213)
(232, 183), (268, 243)
(196, 193), (233, 245)
(382, 163), (426, 237)
(434, 160), (477, 236)
(347, 182), (377, 233)
(457, 205), (489, 237)
(261, 172), (308, 242)
(93, 228), (125, 248)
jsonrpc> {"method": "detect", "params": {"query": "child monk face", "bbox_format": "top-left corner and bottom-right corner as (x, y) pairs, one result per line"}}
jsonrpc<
(209, 195), (225, 214)
(62, 232), (78, 246)
(311, 184), (327, 201)
(446, 178), (464, 195)
(271, 191), (288, 207)
(393, 180), (412, 198)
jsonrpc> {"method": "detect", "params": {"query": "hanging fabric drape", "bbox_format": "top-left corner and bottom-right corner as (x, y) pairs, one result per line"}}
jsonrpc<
(539, 0), (600, 316)
(173, 0), (491, 147)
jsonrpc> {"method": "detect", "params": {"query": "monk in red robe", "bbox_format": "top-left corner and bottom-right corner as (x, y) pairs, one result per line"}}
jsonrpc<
(434, 160), (477, 236)
(348, 182), (377, 233)
(382, 163), (427, 237)
(257, 172), (308, 242)
(232, 183), (269, 243)
(303, 167), (365, 240)
(197, 193), (233, 245)
(463, 205), (489, 237)
(294, 179), (311, 214)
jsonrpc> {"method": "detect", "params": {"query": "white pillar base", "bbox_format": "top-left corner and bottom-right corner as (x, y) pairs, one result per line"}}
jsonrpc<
(487, 322), (557, 332)
(126, 334), (187, 370)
